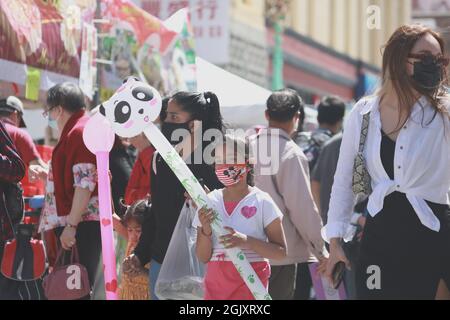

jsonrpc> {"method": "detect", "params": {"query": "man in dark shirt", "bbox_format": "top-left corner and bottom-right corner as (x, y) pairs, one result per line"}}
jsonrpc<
(0, 120), (25, 243)
(311, 133), (343, 223)
(294, 96), (346, 172)
(0, 96), (47, 184)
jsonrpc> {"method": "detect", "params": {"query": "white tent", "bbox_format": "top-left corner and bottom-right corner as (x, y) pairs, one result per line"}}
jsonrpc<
(196, 57), (318, 130)
(196, 57), (270, 129)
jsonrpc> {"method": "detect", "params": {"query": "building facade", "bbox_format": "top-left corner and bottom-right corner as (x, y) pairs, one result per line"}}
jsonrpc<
(226, 0), (269, 87)
(266, 0), (412, 102)
(229, 0), (413, 102)
(285, 0), (411, 68)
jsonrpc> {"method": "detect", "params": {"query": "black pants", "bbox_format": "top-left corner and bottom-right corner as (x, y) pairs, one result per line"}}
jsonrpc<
(54, 221), (101, 298)
(356, 192), (450, 300)
(269, 264), (296, 300)
(294, 262), (312, 300)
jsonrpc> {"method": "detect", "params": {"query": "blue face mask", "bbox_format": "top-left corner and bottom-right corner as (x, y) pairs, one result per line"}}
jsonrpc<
(48, 114), (58, 130)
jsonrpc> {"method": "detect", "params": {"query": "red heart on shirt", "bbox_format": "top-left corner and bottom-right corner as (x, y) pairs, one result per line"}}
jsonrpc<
(241, 206), (257, 219)
(101, 218), (111, 227)
(105, 279), (117, 293)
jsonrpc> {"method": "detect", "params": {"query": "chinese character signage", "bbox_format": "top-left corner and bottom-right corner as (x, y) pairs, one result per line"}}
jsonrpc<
(137, 0), (231, 64)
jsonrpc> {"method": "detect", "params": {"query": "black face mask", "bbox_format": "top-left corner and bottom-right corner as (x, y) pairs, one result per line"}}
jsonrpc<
(161, 121), (191, 145)
(412, 59), (443, 93)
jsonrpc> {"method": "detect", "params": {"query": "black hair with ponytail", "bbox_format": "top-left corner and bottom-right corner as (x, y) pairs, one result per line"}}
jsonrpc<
(170, 91), (224, 132)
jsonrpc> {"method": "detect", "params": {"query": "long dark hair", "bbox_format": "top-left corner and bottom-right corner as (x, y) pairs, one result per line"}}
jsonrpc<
(170, 91), (224, 132)
(379, 24), (449, 133)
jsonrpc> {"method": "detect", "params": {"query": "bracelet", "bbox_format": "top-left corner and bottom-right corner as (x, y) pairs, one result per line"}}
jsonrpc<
(66, 222), (78, 229)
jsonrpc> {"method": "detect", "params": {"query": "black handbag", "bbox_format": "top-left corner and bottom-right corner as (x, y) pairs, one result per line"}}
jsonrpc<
(3, 182), (24, 226)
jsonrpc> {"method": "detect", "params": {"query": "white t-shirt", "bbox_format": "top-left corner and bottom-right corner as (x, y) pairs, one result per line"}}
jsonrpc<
(193, 187), (283, 262)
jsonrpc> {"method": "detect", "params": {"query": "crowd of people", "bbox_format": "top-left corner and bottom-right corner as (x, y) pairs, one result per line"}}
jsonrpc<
(0, 24), (449, 300)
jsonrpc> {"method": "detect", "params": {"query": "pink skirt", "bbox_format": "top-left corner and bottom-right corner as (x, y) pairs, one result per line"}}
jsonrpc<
(204, 261), (271, 300)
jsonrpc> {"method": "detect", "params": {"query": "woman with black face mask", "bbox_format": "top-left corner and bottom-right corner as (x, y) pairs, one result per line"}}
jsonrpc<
(123, 91), (224, 300)
(324, 25), (450, 300)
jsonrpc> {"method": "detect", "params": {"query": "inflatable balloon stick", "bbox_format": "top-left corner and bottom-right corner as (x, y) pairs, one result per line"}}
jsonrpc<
(98, 77), (162, 139)
(98, 77), (271, 300)
(82, 112), (118, 300)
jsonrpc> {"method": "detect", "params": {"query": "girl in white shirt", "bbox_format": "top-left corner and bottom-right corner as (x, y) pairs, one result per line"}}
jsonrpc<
(324, 25), (450, 299)
(194, 134), (287, 300)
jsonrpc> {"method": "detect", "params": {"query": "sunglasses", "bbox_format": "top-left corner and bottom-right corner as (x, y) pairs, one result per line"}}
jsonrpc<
(408, 53), (450, 67)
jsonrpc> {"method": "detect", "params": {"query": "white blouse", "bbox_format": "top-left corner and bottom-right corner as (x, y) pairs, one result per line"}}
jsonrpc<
(323, 95), (450, 242)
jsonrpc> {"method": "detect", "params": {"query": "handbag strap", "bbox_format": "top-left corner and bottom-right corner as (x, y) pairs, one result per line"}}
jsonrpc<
(71, 245), (80, 263)
(1, 192), (16, 238)
(53, 247), (65, 267)
(54, 244), (80, 267)
(358, 108), (371, 153)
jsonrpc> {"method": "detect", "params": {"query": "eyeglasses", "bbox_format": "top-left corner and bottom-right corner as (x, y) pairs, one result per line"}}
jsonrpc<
(408, 53), (450, 67)
(42, 106), (56, 118)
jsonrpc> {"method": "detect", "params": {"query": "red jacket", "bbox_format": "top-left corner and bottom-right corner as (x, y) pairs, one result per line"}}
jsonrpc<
(124, 146), (154, 205)
(52, 111), (97, 217)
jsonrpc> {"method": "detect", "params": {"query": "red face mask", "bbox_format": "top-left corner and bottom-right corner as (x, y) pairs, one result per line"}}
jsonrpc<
(215, 164), (247, 187)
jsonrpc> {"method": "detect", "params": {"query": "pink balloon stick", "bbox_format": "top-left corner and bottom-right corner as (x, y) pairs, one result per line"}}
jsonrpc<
(83, 112), (118, 300)
(96, 151), (118, 300)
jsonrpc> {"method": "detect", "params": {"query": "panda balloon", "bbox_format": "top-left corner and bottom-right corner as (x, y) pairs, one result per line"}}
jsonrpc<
(99, 77), (162, 138)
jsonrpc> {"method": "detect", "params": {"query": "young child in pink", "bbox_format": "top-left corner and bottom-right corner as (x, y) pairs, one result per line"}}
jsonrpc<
(194, 135), (287, 300)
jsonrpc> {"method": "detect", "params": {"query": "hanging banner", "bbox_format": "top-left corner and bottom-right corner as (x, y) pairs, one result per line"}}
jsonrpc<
(25, 66), (41, 101)
(100, 0), (197, 99)
(0, 0), (96, 78)
(79, 23), (97, 99)
(0, 0), (96, 101)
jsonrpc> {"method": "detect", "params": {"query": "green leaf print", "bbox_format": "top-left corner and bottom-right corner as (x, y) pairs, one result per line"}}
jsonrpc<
(181, 179), (194, 195)
(195, 195), (206, 207)
(237, 252), (245, 261)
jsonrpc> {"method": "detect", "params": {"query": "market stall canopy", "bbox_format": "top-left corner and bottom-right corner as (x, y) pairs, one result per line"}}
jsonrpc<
(196, 57), (270, 129)
(196, 57), (318, 130)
